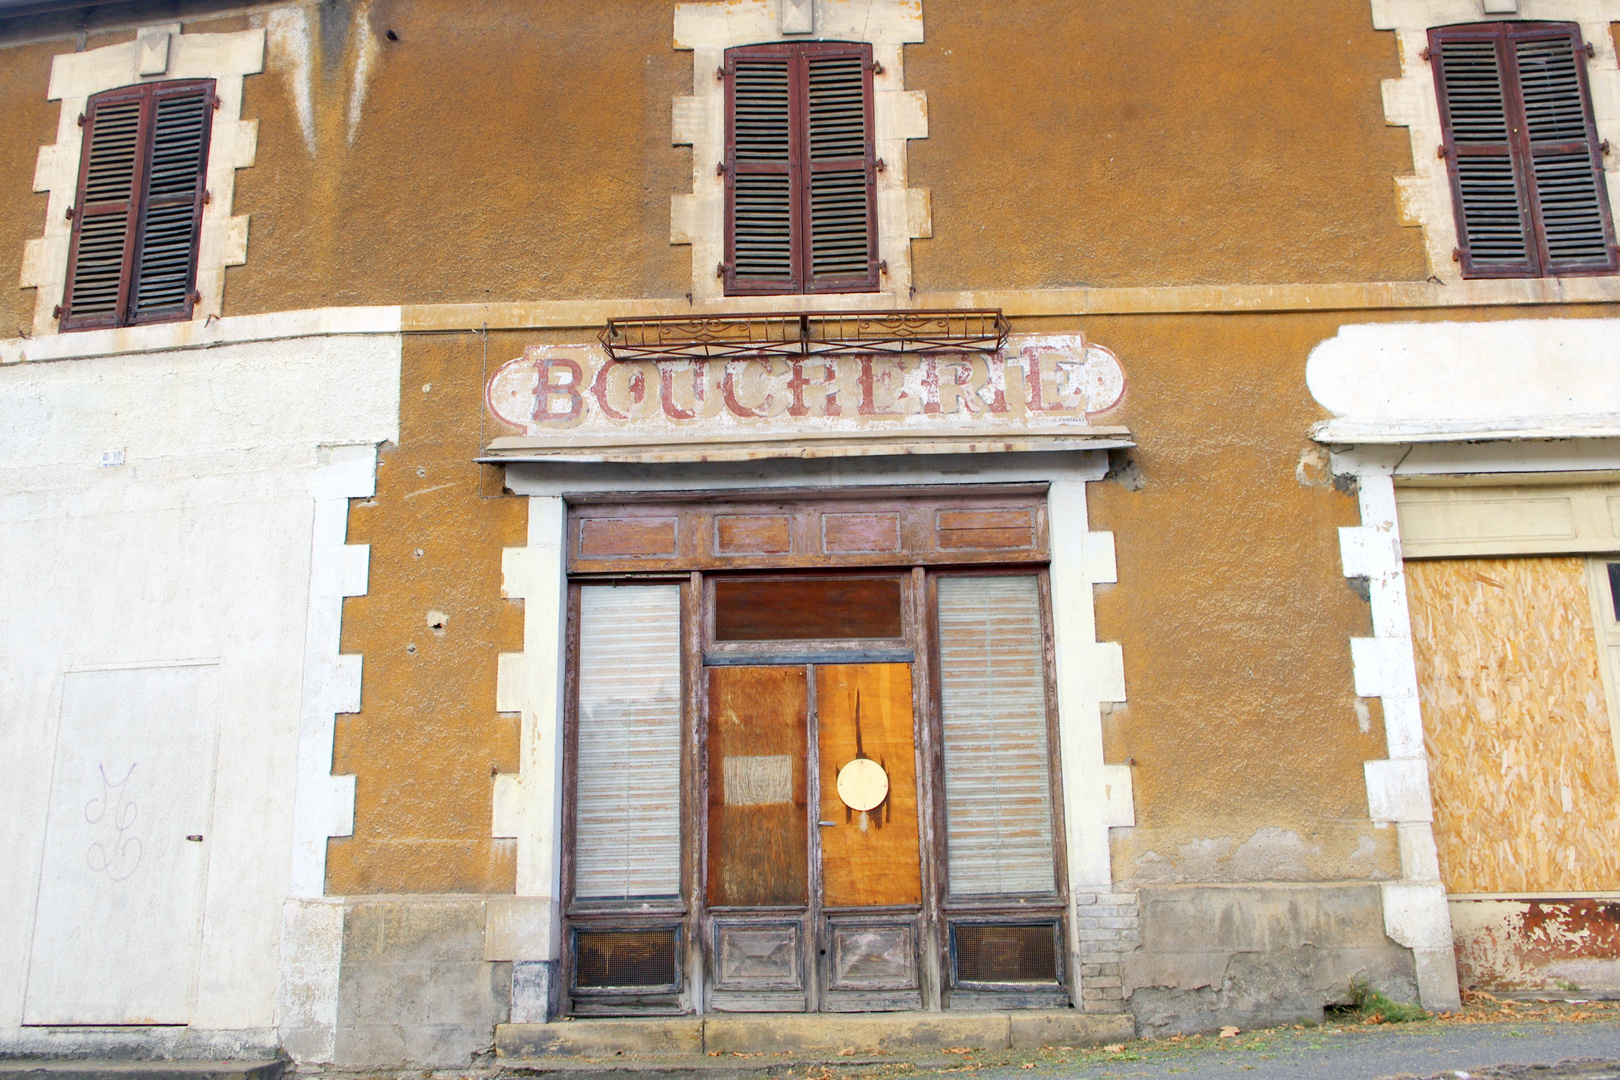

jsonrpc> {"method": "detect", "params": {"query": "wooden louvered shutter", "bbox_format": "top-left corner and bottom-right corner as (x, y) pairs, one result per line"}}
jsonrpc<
(573, 585), (684, 900)
(803, 45), (877, 292)
(936, 576), (1058, 898)
(1432, 23), (1616, 278)
(723, 42), (877, 295)
(60, 79), (212, 331)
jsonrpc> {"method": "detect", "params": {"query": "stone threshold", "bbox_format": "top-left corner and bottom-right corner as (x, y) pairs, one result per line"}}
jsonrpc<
(0, 1062), (284, 1080)
(498, 1011), (1134, 1060)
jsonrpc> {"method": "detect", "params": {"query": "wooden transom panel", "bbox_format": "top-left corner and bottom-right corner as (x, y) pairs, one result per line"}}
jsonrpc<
(567, 491), (1048, 573)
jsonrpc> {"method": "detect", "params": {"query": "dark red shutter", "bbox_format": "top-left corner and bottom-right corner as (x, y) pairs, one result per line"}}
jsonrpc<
(130, 82), (213, 323)
(59, 79), (213, 332)
(724, 42), (877, 296)
(1432, 22), (1616, 278)
(803, 44), (877, 293)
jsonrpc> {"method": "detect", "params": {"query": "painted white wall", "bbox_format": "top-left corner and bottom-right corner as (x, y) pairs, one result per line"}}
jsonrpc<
(0, 334), (399, 1052)
(1307, 318), (1620, 442)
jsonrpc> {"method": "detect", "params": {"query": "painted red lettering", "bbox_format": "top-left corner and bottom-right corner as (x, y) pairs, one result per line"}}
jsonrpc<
(533, 357), (584, 421)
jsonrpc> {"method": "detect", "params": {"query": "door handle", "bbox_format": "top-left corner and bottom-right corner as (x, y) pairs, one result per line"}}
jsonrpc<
(817, 820), (836, 827)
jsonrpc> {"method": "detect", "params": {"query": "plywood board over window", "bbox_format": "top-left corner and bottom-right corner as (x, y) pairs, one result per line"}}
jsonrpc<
(1408, 557), (1620, 893)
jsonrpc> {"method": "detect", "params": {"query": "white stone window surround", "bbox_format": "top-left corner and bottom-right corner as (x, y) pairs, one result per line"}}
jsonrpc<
(20, 24), (265, 338)
(671, 0), (932, 306)
(492, 453), (1132, 1012)
(1375, 0), (1620, 285)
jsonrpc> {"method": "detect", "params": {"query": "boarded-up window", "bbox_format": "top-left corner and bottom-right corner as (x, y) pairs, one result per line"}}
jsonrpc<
(723, 42), (878, 295)
(937, 576), (1056, 897)
(60, 80), (214, 331)
(574, 586), (683, 899)
(1430, 22), (1617, 278)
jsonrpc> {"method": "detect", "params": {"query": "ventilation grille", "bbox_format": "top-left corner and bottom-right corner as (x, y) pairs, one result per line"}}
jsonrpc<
(954, 924), (1058, 984)
(1457, 154), (1530, 266)
(132, 91), (208, 318)
(809, 170), (869, 279)
(575, 930), (678, 989)
(1440, 40), (1509, 144)
(1518, 38), (1586, 144)
(808, 56), (865, 160)
(735, 58), (791, 162)
(734, 173), (794, 280)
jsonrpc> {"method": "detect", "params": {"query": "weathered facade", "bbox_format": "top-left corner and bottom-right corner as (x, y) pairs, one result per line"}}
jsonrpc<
(3, 0), (1619, 1068)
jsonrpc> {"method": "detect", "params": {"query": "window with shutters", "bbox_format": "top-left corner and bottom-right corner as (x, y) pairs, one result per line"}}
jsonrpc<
(723, 42), (878, 295)
(59, 79), (214, 332)
(1430, 22), (1618, 278)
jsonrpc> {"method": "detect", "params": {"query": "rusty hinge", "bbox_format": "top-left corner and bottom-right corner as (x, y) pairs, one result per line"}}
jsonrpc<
(209, 92), (222, 109)
(1419, 46), (1432, 62)
(76, 112), (86, 127)
(716, 262), (728, 278)
(716, 161), (728, 176)
(716, 66), (727, 81)
(870, 60), (885, 75)
(1602, 140), (1612, 155)
(64, 204), (75, 220)
(190, 290), (202, 305)
(52, 304), (62, 319)
(877, 259), (889, 275)
(1452, 248), (1462, 262)
(875, 158), (887, 173)
(202, 189), (212, 205)
(1587, 42), (1597, 58)
(1437, 144), (1448, 160)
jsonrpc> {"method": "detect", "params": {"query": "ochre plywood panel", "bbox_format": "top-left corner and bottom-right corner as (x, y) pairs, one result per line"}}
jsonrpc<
(707, 667), (809, 907)
(1408, 557), (1620, 893)
(816, 664), (922, 908)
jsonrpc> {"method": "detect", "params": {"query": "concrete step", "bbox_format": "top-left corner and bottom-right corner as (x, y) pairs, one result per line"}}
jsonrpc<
(497, 1011), (1134, 1060)
(0, 1062), (284, 1080)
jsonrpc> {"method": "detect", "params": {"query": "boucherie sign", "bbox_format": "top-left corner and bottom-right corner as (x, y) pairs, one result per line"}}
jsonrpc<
(485, 334), (1124, 439)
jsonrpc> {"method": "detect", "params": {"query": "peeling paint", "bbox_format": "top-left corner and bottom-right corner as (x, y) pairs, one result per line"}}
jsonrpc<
(1453, 898), (1620, 993)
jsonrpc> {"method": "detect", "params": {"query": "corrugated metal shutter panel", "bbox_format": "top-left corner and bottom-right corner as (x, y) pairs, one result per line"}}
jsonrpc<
(1436, 35), (1534, 273)
(131, 87), (210, 320)
(61, 96), (143, 328)
(1515, 33), (1612, 270)
(574, 585), (683, 900)
(937, 576), (1056, 897)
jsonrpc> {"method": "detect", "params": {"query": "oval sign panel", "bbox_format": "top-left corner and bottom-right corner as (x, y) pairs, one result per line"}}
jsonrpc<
(836, 758), (890, 813)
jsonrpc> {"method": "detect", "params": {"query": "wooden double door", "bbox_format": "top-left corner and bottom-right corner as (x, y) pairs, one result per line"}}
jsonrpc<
(706, 662), (925, 1011)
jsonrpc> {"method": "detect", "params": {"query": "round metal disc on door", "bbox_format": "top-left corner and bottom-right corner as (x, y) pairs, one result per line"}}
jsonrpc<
(835, 757), (889, 812)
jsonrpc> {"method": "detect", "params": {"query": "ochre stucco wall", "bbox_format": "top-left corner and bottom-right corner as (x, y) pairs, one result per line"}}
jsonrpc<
(906, 1), (1428, 289)
(4, 0), (1431, 323)
(330, 330), (527, 894)
(225, 0), (692, 314)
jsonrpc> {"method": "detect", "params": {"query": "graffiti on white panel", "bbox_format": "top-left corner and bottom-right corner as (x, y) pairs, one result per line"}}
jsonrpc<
(485, 334), (1126, 439)
(84, 763), (142, 881)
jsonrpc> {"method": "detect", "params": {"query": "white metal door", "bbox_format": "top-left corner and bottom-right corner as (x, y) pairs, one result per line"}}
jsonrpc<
(23, 663), (220, 1025)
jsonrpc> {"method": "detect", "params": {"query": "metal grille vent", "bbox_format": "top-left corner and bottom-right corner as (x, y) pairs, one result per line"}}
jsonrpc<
(953, 924), (1058, 984)
(574, 929), (678, 989)
(133, 91), (209, 318)
(66, 100), (141, 323)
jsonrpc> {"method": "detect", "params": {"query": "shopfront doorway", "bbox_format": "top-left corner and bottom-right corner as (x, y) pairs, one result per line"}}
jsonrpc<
(559, 491), (1071, 1016)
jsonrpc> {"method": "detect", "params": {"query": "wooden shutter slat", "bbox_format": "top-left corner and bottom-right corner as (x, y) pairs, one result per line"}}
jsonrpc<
(574, 585), (684, 901)
(804, 49), (876, 290)
(937, 576), (1057, 898)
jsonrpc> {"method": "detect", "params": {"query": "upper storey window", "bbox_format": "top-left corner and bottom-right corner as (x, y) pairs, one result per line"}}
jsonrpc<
(60, 79), (214, 331)
(723, 42), (878, 295)
(1430, 21), (1617, 278)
